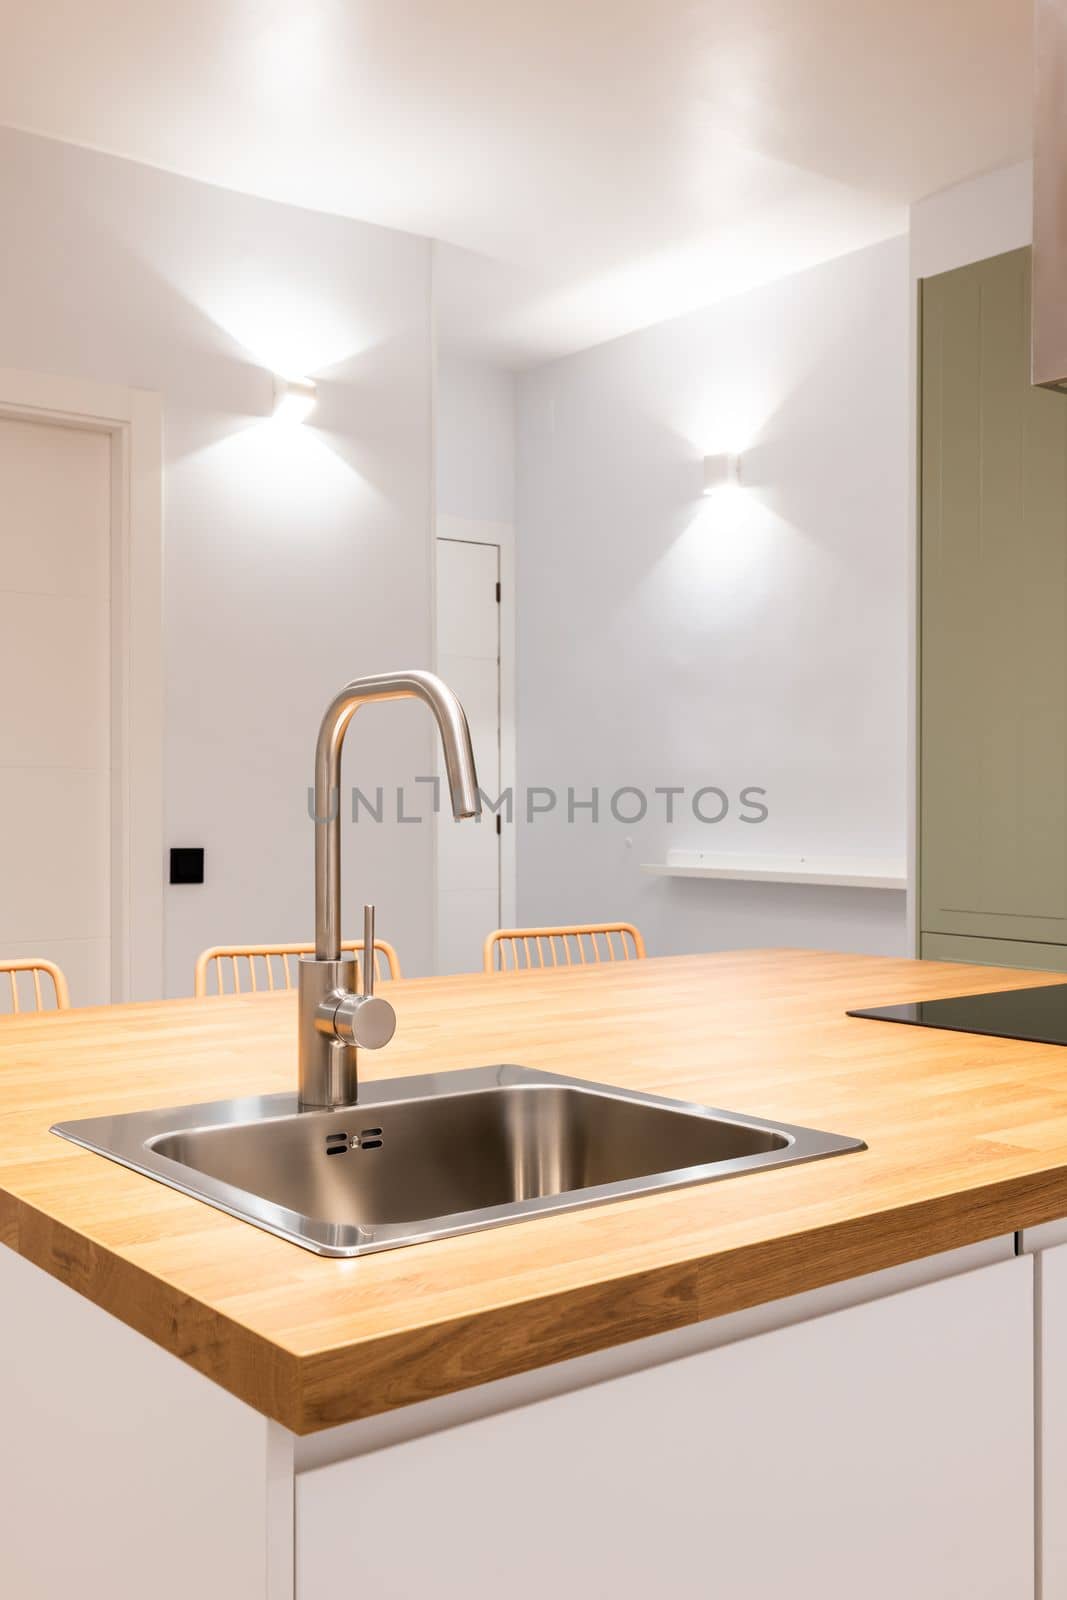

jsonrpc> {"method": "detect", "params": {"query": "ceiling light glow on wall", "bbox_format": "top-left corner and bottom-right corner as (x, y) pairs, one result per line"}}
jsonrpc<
(273, 375), (318, 424)
(702, 453), (740, 494)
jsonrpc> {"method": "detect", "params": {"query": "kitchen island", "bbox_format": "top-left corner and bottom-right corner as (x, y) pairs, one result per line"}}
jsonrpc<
(3, 948), (1066, 1597)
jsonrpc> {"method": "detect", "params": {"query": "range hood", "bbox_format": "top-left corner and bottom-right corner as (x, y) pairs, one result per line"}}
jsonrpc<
(1034, 0), (1067, 387)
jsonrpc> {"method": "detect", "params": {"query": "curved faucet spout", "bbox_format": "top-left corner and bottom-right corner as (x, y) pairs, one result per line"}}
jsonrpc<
(312, 670), (480, 962)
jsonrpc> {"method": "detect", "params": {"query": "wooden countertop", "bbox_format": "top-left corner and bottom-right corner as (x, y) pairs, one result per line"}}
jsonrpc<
(4, 948), (1067, 1434)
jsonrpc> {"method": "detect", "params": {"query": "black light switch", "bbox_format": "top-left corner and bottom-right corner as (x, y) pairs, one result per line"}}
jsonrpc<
(170, 847), (205, 885)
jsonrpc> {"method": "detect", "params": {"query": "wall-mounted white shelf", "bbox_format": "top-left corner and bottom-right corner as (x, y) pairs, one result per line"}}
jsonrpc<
(640, 849), (907, 892)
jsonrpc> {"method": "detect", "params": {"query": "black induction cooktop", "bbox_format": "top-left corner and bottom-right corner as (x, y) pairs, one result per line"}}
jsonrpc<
(848, 981), (1067, 1045)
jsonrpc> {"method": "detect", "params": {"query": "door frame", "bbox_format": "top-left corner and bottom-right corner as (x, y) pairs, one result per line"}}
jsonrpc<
(0, 368), (164, 1002)
(435, 516), (517, 962)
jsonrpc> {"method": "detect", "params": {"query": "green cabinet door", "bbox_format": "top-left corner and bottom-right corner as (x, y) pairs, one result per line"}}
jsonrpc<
(921, 247), (1067, 955)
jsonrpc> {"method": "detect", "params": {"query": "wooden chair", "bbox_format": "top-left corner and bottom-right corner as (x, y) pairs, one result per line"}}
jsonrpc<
(484, 923), (646, 974)
(194, 939), (402, 998)
(0, 958), (71, 1013)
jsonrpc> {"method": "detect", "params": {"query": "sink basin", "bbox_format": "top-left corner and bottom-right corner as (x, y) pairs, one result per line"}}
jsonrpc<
(52, 1065), (865, 1257)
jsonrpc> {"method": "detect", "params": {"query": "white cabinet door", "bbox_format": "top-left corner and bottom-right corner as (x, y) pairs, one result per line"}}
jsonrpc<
(296, 1257), (1034, 1599)
(0, 1245), (293, 1600)
(1039, 1240), (1067, 1596)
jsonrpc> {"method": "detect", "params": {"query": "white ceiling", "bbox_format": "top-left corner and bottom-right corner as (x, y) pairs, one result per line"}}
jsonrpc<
(0, 0), (1033, 366)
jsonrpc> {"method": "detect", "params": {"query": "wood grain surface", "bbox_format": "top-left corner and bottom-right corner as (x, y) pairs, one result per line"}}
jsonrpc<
(2, 949), (1067, 1434)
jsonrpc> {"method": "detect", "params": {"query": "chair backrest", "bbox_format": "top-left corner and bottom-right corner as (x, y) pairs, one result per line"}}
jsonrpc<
(0, 958), (71, 1014)
(194, 939), (402, 998)
(484, 923), (646, 973)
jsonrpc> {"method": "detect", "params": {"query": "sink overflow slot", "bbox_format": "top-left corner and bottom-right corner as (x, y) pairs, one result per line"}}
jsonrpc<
(324, 1129), (383, 1155)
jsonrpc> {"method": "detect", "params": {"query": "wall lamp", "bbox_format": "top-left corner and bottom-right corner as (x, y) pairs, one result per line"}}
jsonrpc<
(702, 453), (740, 494)
(273, 375), (318, 424)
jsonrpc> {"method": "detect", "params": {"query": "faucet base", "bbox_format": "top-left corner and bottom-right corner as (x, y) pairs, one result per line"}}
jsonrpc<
(298, 953), (360, 1110)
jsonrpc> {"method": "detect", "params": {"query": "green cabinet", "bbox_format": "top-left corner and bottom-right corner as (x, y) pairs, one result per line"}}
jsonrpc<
(920, 248), (1067, 964)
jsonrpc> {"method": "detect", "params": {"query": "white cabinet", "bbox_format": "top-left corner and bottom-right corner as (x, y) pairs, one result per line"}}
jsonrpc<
(1038, 1240), (1067, 1596)
(296, 1257), (1034, 1600)
(0, 1246), (293, 1600)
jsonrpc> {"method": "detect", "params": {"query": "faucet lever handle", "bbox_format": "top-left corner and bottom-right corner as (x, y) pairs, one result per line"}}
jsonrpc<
(331, 991), (396, 1051)
(363, 903), (375, 996)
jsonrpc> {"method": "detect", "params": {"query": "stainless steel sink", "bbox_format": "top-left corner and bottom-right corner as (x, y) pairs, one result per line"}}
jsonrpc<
(52, 1066), (865, 1257)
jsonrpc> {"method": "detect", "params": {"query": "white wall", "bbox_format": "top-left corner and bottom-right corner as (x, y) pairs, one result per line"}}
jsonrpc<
(910, 161), (1032, 281)
(435, 354), (515, 524)
(515, 236), (910, 959)
(0, 127), (436, 995)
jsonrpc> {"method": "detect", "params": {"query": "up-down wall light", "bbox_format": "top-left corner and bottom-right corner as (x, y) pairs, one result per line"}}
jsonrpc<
(273, 375), (318, 424)
(702, 453), (740, 494)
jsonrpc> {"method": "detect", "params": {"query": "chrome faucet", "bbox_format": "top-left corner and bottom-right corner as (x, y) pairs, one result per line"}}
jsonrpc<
(298, 670), (480, 1110)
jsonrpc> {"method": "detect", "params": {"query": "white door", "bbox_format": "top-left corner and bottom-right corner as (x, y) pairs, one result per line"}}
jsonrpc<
(435, 539), (500, 974)
(0, 415), (112, 1007)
